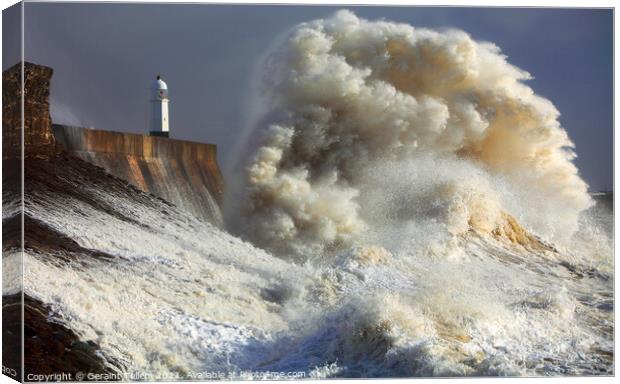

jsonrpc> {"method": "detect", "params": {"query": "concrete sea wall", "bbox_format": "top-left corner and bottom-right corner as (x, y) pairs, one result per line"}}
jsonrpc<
(53, 125), (224, 227)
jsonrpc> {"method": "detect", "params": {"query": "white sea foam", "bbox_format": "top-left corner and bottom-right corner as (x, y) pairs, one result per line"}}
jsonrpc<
(23, 174), (613, 377)
(235, 10), (592, 259)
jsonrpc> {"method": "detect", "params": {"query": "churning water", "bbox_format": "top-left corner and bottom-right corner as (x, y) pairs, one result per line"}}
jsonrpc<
(14, 10), (613, 379)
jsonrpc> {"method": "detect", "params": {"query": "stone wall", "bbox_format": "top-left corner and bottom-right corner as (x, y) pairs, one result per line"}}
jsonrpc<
(2, 62), (59, 159)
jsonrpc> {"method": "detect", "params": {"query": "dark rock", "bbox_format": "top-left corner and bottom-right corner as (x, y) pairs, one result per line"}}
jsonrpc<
(3, 293), (121, 380)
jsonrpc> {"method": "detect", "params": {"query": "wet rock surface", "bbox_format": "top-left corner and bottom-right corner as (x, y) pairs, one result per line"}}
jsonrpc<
(3, 293), (118, 380)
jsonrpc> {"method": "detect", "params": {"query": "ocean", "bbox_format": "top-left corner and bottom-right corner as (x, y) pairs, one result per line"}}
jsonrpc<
(11, 156), (613, 378)
(6, 9), (613, 380)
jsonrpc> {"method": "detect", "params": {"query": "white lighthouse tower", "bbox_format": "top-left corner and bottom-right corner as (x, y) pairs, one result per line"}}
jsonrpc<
(150, 75), (170, 137)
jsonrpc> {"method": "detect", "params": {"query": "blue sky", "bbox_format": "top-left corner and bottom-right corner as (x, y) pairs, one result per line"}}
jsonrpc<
(4, 3), (613, 190)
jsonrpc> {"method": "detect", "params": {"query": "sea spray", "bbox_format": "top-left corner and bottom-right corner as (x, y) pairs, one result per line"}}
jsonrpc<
(21, 130), (613, 379)
(16, 10), (612, 379)
(236, 10), (593, 259)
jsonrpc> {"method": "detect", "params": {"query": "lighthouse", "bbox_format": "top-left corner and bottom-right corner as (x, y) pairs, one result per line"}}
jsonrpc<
(150, 75), (170, 137)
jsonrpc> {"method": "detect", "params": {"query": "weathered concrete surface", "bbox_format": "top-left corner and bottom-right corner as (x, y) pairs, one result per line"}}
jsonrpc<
(53, 125), (224, 226)
(2, 62), (60, 159)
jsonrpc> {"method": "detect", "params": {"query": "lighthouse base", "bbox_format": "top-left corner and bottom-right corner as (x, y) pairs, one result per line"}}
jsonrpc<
(149, 131), (169, 138)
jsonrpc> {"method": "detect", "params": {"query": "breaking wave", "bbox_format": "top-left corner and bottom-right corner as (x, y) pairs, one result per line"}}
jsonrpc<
(11, 10), (612, 379)
(236, 10), (592, 259)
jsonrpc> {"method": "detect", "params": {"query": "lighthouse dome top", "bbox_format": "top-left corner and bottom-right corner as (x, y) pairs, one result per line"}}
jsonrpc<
(154, 76), (168, 90)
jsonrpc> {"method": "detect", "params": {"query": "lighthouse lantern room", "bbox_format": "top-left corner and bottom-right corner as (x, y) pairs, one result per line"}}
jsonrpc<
(150, 75), (170, 137)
